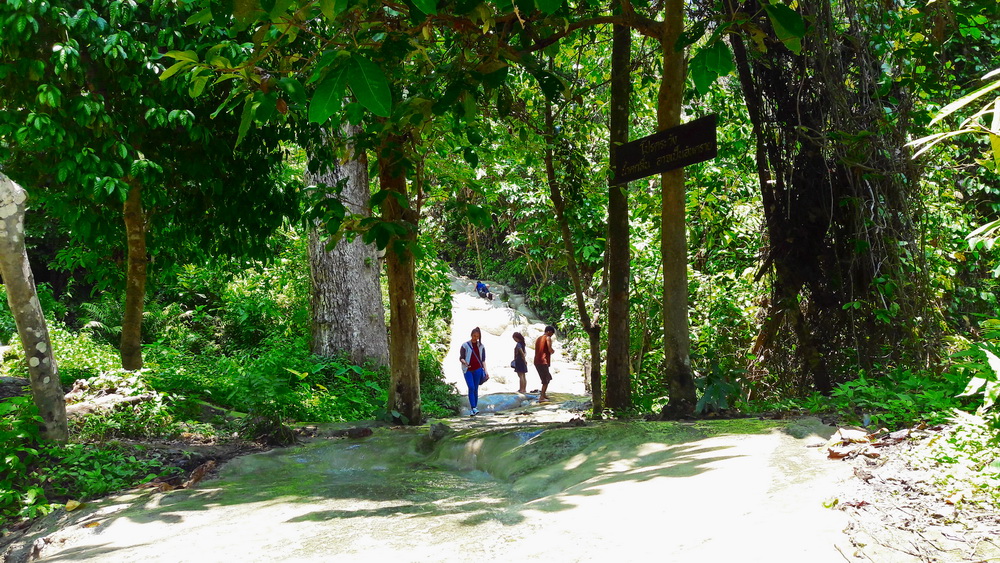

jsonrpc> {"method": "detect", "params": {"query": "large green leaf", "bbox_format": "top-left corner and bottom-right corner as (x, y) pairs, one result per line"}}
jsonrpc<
(705, 41), (734, 75)
(236, 95), (256, 146)
(763, 3), (805, 55)
(159, 60), (191, 81)
(535, 0), (561, 14)
(689, 41), (733, 95)
(318, 0), (349, 21)
(347, 54), (392, 117)
(308, 65), (348, 124)
(412, 0), (438, 15)
(278, 77), (308, 107)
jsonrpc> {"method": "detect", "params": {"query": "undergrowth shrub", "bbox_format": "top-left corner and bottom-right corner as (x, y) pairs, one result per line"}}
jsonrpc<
(945, 318), (1000, 430)
(419, 349), (460, 419)
(0, 397), (177, 531)
(146, 335), (406, 425)
(749, 366), (967, 429)
(0, 320), (119, 386)
(904, 411), (1000, 510)
(68, 370), (179, 442)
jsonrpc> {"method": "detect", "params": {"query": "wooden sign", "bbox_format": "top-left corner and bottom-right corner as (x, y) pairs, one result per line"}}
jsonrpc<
(610, 114), (718, 186)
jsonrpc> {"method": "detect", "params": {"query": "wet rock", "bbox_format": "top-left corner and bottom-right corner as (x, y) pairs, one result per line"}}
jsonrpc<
(0, 375), (28, 401)
(429, 422), (452, 441)
(329, 426), (374, 439)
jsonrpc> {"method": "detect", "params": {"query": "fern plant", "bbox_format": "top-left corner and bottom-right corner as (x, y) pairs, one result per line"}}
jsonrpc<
(78, 299), (124, 347)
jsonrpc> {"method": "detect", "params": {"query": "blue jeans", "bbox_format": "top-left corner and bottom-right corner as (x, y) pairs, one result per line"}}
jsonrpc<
(464, 368), (483, 409)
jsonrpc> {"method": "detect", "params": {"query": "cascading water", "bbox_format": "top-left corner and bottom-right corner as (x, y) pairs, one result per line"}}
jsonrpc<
(444, 274), (587, 414)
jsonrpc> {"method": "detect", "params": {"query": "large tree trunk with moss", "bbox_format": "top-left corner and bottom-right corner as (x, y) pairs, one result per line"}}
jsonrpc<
(379, 135), (421, 425)
(307, 128), (389, 367)
(120, 181), (147, 371)
(658, 0), (697, 418)
(606, 22), (633, 411)
(728, 0), (918, 392)
(0, 173), (68, 441)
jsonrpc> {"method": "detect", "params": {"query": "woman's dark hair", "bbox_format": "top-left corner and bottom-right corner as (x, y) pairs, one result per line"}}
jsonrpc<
(512, 332), (524, 343)
(471, 327), (481, 336)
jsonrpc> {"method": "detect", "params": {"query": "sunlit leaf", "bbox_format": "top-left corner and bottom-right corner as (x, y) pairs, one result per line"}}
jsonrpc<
(159, 61), (190, 82)
(990, 98), (1000, 165)
(930, 78), (1000, 126)
(960, 376), (988, 396)
(689, 42), (733, 95)
(163, 50), (199, 63)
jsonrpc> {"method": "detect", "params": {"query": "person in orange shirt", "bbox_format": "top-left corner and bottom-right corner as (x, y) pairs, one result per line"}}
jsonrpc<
(533, 325), (555, 402)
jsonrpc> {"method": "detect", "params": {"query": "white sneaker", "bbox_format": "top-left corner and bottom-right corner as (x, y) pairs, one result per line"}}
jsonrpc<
(471, 408), (479, 416)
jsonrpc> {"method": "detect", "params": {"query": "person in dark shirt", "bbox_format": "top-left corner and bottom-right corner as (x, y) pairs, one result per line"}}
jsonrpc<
(512, 332), (528, 394)
(476, 281), (494, 300)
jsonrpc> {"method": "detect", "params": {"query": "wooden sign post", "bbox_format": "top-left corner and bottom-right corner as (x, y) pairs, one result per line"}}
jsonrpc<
(610, 114), (718, 185)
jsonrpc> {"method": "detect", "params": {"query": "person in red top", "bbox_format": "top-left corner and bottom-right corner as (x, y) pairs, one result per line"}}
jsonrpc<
(533, 325), (556, 402)
(459, 327), (488, 416)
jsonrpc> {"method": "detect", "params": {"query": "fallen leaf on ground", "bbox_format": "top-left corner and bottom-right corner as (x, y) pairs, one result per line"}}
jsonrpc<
(828, 445), (857, 459)
(65, 500), (82, 512)
(181, 460), (216, 489)
(833, 428), (871, 444)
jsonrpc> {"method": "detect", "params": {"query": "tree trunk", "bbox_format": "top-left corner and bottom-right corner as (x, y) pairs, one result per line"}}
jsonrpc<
(307, 127), (389, 367)
(606, 22), (633, 411)
(0, 173), (68, 441)
(379, 134), (421, 425)
(727, 0), (917, 391)
(543, 99), (603, 413)
(658, 0), (697, 418)
(120, 181), (147, 371)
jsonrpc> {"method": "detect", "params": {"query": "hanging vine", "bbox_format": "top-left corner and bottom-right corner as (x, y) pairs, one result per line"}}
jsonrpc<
(722, 0), (924, 393)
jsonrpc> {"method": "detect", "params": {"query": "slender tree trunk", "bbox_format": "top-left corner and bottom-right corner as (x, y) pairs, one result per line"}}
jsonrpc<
(0, 173), (68, 441)
(606, 22), (633, 411)
(307, 126), (389, 367)
(120, 181), (147, 371)
(543, 100), (603, 412)
(658, 0), (696, 418)
(379, 134), (421, 425)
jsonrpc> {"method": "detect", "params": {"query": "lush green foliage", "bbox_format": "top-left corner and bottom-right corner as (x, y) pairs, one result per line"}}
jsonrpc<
(0, 396), (179, 530)
(0, 297), (120, 386)
(905, 411), (1000, 510)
